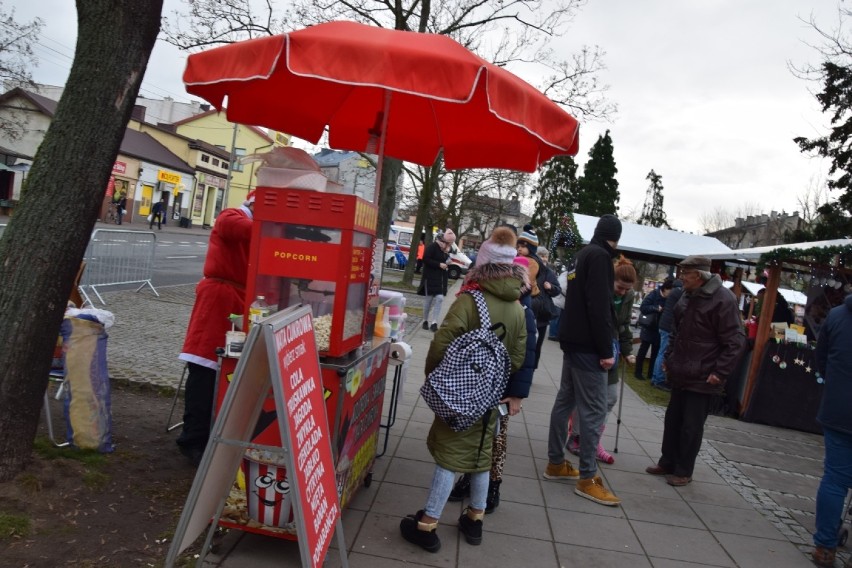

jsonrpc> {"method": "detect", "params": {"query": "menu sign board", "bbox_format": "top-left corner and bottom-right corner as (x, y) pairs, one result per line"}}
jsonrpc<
(165, 305), (347, 568)
(272, 311), (340, 568)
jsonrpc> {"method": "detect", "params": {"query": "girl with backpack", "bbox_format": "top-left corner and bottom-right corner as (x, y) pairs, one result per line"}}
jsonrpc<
(400, 227), (527, 553)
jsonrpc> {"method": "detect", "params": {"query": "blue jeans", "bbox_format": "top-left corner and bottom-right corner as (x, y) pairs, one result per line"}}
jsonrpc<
(814, 427), (852, 548)
(548, 308), (562, 338)
(424, 464), (488, 518)
(651, 329), (670, 385)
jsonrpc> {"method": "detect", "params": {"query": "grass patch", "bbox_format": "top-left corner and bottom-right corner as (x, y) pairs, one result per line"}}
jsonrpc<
(16, 473), (42, 494)
(82, 469), (110, 490)
(0, 511), (31, 540)
(621, 362), (671, 407)
(382, 279), (418, 292)
(33, 438), (107, 467)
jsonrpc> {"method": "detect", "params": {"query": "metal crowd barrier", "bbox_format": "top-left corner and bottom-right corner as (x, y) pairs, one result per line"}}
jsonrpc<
(0, 224), (159, 306)
(80, 228), (159, 305)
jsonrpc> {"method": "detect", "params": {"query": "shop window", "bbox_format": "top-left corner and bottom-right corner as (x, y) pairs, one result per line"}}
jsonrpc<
(232, 148), (246, 172)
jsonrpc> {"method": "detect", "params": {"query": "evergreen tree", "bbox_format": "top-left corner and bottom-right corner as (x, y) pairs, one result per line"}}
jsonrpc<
(637, 169), (670, 228)
(576, 130), (619, 216)
(531, 155), (580, 248)
(794, 61), (852, 238)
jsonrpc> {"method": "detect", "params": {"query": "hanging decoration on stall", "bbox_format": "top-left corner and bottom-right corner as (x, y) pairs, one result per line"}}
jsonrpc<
(553, 212), (582, 268)
(757, 243), (852, 270)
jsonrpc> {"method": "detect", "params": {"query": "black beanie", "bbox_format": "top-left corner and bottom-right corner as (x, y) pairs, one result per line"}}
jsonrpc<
(594, 214), (622, 242)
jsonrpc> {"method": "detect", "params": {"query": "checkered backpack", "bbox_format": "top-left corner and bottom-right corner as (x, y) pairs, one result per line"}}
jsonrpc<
(420, 290), (511, 432)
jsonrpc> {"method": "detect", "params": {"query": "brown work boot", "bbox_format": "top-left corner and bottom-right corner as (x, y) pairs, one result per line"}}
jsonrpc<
(575, 476), (621, 506)
(811, 546), (835, 567)
(544, 460), (580, 480)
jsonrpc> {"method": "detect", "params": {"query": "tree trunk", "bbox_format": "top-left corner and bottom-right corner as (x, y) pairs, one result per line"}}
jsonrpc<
(0, 0), (162, 482)
(376, 156), (402, 247)
(402, 158), (442, 285)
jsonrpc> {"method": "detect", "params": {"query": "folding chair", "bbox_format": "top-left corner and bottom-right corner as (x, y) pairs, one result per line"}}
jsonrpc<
(166, 363), (188, 433)
(43, 371), (70, 448)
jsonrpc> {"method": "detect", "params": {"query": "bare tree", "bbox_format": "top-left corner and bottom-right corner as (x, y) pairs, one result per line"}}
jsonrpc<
(0, 0), (162, 481)
(0, 2), (44, 141)
(699, 206), (734, 234)
(797, 175), (832, 225)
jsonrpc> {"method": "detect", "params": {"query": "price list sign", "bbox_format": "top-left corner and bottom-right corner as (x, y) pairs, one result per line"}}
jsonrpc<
(273, 311), (340, 568)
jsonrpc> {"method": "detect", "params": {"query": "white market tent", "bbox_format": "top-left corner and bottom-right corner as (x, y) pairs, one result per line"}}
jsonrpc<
(573, 214), (732, 264)
(722, 281), (808, 306)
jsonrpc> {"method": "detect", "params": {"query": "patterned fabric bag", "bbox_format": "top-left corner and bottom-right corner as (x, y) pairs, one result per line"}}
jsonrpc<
(420, 290), (511, 432)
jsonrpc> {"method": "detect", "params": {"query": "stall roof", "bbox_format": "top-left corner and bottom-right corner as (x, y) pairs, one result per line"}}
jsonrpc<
(574, 214), (732, 264)
(700, 239), (852, 263)
(722, 281), (808, 306)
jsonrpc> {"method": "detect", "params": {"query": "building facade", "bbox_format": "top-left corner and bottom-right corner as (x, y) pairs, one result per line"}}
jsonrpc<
(705, 211), (803, 249)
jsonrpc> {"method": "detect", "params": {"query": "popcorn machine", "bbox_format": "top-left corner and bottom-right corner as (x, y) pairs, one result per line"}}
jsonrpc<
(214, 183), (392, 537)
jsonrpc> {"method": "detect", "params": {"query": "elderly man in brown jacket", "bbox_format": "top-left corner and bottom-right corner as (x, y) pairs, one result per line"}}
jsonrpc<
(646, 255), (745, 486)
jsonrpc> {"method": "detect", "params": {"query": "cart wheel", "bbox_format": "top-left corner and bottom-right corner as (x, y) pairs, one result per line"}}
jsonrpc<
(210, 527), (226, 555)
(364, 472), (373, 488)
(839, 526), (848, 548)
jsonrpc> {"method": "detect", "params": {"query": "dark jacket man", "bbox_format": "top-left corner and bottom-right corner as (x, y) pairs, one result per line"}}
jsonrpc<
(811, 293), (852, 565)
(665, 270), (745, 395)
(648, 255), (745, 486)
(558, 236), (617, 358)
(658, 280), (684, 333)
(815, 293), (852, 435)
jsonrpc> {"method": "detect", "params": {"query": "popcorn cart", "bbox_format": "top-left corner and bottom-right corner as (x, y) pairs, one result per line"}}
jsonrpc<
(214, 183), (391, 539)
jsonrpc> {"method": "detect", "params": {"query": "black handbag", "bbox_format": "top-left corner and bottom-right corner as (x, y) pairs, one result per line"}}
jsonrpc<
(532, 292), (559, 323)
(637, 311), (659, 329)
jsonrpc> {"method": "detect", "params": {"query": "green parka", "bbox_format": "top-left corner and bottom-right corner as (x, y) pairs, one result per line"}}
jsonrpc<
(424, 262), (527, 473)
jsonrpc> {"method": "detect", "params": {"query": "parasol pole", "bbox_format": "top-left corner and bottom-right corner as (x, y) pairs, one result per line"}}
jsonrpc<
(370, 90), (393, 205)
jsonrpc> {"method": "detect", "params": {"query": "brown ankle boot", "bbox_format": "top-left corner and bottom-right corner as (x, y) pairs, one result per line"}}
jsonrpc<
(811, 545), (835, 567)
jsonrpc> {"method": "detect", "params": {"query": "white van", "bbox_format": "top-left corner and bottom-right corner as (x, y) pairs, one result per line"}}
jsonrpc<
(385, 225), (472, 279)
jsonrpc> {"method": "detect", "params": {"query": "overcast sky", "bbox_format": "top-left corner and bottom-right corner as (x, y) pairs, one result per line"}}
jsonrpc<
(7, 0), (841, 233)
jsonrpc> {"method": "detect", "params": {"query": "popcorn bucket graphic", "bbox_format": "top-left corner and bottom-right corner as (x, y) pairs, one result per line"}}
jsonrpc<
(244, 453), (294, 528)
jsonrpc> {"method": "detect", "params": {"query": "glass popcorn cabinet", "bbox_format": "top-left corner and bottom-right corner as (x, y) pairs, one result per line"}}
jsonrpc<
(245, 186), (379, 358)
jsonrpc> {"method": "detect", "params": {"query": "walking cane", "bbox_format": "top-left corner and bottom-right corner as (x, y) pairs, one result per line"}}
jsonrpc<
(613, 356), (627, 453)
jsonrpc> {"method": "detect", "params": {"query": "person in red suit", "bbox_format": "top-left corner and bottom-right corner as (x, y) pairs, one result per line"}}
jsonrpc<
(176, 192), (255, 466)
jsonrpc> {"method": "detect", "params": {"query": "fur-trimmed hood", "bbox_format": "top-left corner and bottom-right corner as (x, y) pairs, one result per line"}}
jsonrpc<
(461, 262), (528, 302)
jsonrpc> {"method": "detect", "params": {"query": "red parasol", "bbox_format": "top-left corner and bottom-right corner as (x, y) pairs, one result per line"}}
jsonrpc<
(183, 21), (579, 173)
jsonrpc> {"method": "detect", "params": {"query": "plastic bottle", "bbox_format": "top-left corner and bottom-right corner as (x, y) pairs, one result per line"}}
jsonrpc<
(249, 295), (271, 328)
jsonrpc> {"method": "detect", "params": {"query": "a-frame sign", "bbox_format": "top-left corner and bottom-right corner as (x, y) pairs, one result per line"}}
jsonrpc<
(165, 305), (346, 568)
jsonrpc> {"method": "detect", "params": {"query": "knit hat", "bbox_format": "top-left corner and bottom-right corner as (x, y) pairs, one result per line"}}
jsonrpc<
(476, 227), (517, 265)
(517, 231), (539, 254)
(512, 256), (530, 268)
(437, 228), (456, 245)
(593, 214), (622, 242)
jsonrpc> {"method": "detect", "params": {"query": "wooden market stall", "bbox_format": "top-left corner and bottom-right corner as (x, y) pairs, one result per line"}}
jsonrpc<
(703, 239), (852, 433)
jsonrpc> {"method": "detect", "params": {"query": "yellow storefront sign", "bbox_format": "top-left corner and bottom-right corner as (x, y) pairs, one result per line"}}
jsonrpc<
(157, 170), (181, 185)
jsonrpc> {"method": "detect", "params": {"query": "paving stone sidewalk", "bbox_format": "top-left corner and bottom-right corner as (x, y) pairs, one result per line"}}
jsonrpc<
(99, 284), (849, 567)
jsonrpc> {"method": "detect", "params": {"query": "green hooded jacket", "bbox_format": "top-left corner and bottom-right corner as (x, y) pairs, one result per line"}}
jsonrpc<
(424, 262), (527, 473)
